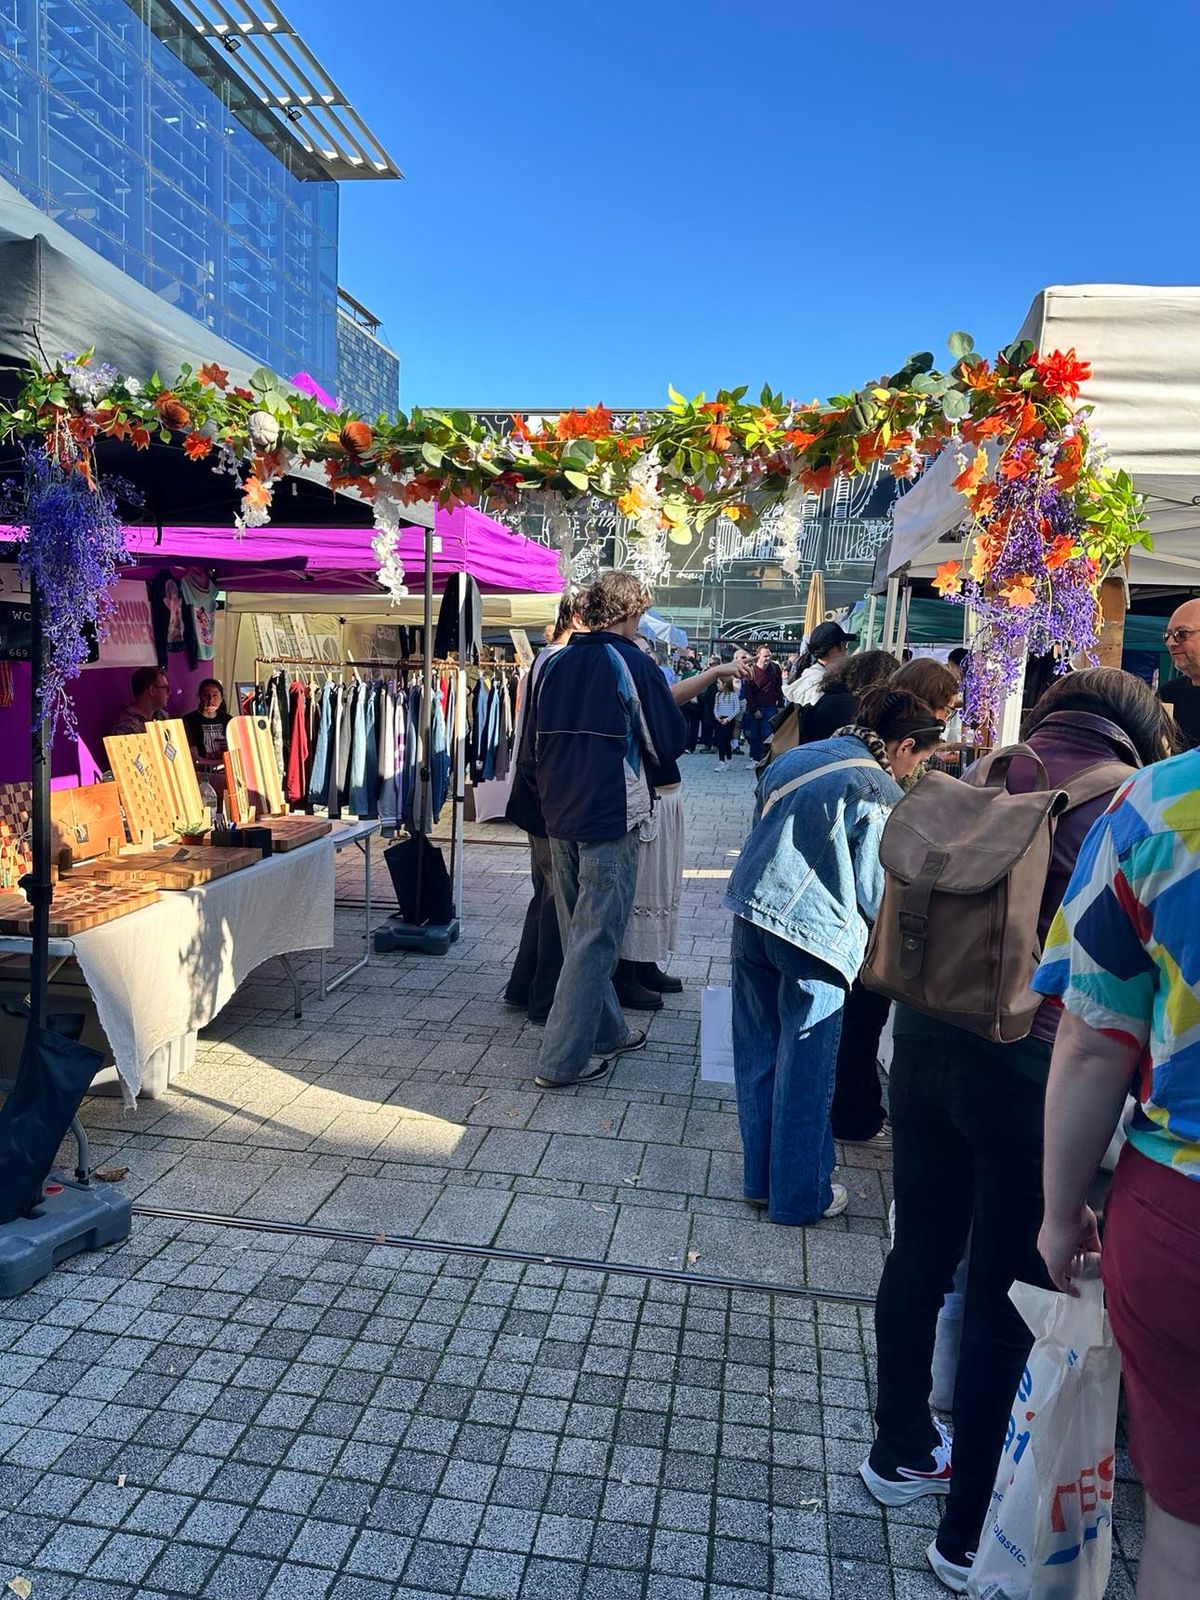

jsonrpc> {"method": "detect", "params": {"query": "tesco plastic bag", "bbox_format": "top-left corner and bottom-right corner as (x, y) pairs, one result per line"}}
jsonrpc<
(968, 1275), (1120, 1600)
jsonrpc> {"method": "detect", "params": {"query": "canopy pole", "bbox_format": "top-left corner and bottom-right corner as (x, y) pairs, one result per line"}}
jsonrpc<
(450, 563), (467, 922)
(24, 579), (50, 1034)
(865, 593), (878, 649)
(881, 575), (900, 653)
(897, 581), (912, 653)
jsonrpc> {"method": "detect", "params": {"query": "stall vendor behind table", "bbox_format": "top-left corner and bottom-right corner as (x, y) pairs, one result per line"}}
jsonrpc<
(183, 678), (231, 773)
(110, 665), (170, 736)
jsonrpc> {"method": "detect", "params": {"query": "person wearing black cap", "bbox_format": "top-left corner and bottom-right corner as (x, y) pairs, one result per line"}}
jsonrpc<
(783, 621), (857, 709)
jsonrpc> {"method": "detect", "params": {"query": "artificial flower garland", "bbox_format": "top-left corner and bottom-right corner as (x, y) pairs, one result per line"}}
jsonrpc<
(0, 332), (1146, 732)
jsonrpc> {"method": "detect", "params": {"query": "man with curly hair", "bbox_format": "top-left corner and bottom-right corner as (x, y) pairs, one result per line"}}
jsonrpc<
(528, 571), (687, 1088)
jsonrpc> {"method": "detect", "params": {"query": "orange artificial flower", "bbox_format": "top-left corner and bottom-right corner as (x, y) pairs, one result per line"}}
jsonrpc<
(155, 396), (191, 431)
(182, 432), (214, 460)
(998, 448), (1036, 480)
(1033, 349), (1092, 401)
(553, 411), (585, 441)
(1053, 435), (1084, 490)
(700, 401), (728, 418)
(890, 452), (915, 480)
(970, 538), (999, 582)
(890, 430), (913, 449)
(581, 404), (613, 439)
(960, 358), (994, 391)
(510, 413), (531, 441)
(724, 504), (751, 522)
(1014, 400), (1045, 441)
(617, 485), (650, 518)
(799, 464), (833, 493)
(615, 435), (644, 457)
(961, 413), (1009, 443)
(970, 481), (999, 516)
(1001, 575), (1039, 609)
(705, 422), (731, 452)
(1044, 534), (1078, 572)
(756, 409), (778, 432)
(198, 362), (229, 389)
(932, 560), (963, 598)
(242, 476), (272, 509)
(858, 432), (885, 463)
(783, 429), (817, 450)
(130, 425), (151, 449)
(953, 448), (989, 496)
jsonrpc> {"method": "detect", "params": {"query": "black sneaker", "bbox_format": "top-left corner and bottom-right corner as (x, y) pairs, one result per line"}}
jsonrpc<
(926, 1530), (975, 1593)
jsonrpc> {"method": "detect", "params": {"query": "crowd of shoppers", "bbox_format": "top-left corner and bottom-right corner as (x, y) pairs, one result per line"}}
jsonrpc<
(499, 591), (1200, 1595)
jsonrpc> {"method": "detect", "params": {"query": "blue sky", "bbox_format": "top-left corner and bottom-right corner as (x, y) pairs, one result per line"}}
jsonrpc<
(290, 1), (1191, 410)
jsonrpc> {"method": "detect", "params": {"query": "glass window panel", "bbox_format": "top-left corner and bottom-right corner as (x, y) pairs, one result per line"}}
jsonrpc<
(45, 5), (145, 146)
(0, 0), (37, 64)
(0, 55), (41, 190)
(47, 109), (145, 250)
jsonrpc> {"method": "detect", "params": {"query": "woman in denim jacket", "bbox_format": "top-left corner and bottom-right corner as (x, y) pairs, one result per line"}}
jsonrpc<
(724, 687), (944, 1225)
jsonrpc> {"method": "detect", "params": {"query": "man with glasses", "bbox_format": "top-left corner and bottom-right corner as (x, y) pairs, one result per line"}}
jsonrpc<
(111, 665), (171, 736)
(1159, 598), (1200, 749)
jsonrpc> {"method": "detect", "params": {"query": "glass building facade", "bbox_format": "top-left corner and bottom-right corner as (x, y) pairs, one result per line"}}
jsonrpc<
(0, 0), (340, 387)
(336, 305), (399, 419)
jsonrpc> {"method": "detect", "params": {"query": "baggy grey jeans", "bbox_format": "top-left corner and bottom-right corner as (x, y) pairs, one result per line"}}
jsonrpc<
(536, 829), (641, 1084)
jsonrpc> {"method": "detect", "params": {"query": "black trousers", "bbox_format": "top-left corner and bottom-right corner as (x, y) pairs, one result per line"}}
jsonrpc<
(504, 835), (563, 1020)
(831, 980), (891, 1139)
(683, 702), (701, 753)
(714, 722), (735, 760)
(872, 1013), (1053, 1557)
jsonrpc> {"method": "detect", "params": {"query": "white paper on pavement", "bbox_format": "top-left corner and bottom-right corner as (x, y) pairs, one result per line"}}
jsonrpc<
(700, 984), (735, 1084)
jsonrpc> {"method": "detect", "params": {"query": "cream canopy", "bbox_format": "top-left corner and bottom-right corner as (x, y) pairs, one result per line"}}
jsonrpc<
(890, 284), (1200, 587)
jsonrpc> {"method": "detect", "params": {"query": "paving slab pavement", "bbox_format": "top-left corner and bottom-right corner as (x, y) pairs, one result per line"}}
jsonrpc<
(63, 753), (897, 1295)
(0, 1220), (1143, 1599)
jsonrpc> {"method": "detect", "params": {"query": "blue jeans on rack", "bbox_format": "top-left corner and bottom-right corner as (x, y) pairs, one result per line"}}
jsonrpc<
(731, 914), (847, 1223)
(430, 690), (450, 823)
(536, 830), (640, 1085)
(307, 680), (333, 806)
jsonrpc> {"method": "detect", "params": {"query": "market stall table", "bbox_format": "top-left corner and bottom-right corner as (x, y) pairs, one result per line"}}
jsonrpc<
(318, 816), (380, 1000)
(0, 828), (353, 1099)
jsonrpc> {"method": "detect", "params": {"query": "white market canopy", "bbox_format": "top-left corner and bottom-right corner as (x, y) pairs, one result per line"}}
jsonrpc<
(890, 284), (1200, 588)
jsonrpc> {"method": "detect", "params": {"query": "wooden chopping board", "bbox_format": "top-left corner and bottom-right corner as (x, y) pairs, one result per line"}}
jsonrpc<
(0, 882), (160, 936)
(69, 844), (261, 889)
(104, 732), (175, 844)
(145, 719), (204, 827)
(195, 817), (332, 852)
(227, 715), (285, 818)
(51, 782), (127, 865)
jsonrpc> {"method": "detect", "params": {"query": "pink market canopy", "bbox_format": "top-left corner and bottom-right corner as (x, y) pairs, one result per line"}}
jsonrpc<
(7, 504), (564, 597)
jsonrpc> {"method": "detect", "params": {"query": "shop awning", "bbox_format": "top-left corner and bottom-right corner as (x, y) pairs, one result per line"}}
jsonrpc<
(890, 284), (1200, 587)
(119, 505), (561, 596)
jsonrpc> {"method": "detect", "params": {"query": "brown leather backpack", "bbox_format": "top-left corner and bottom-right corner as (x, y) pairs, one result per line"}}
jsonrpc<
(861, 745), (1134, 1043)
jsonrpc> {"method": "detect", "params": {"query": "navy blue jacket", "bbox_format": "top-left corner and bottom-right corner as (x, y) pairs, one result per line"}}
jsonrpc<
(532, 631), (687, 842)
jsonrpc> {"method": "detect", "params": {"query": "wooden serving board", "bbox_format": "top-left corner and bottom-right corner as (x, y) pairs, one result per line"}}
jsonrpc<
(69, 844), (261, 890)
(50, 782), (127, 866)
(145, 719), (204, 827)
(0, 781), (33, 887)
(227, 715), (285, 818)
(0, 882), (159, 936)
(198, 817), (332, 853)
(104, 732), (175, 844)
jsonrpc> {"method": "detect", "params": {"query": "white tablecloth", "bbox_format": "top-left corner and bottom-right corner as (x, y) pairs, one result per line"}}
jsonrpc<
(69, 840), (335, 1096)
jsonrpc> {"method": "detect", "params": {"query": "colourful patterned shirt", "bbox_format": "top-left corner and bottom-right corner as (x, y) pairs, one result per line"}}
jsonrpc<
(1032, 748), (1200, 1178)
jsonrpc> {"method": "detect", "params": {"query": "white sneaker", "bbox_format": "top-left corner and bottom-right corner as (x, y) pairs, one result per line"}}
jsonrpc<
(823, 1183), (849, 1219)
(926, 1535), (974, 1593)
(859, 1416), (953, 1506)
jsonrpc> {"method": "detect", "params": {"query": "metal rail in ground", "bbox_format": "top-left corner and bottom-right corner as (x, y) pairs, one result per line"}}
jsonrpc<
(133, 1205), (877, 1307)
